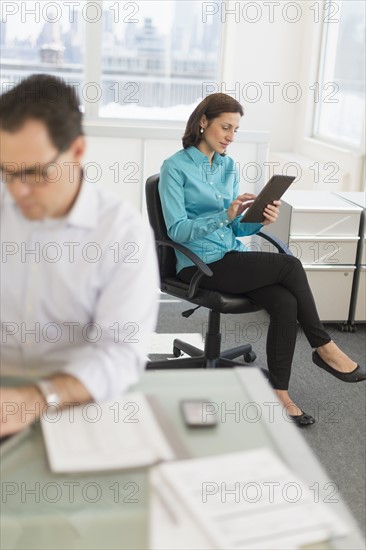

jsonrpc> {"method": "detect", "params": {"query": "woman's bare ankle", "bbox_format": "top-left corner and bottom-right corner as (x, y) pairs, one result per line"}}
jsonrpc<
(275, 390), (303, 416)
(315, 341), (357, 373)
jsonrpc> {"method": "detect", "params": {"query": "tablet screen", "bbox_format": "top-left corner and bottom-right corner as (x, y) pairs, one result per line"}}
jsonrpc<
(240, 175), (295, 224)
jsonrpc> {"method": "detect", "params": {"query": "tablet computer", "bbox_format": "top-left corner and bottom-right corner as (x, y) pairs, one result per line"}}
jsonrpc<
(240, 174), (295, 223)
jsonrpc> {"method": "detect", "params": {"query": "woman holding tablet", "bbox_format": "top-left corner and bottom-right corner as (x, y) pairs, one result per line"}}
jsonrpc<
(159, 93), (365, 426)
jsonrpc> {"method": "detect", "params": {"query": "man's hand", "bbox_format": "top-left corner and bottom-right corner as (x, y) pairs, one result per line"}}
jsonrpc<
(0, 385), (45, 437)
(227, 193), (257, 220)
(0, 374), (92, 437)
(261, 200), (281, 225)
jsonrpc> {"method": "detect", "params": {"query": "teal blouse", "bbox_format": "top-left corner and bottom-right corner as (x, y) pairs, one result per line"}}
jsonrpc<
(159, 145), (263, 273)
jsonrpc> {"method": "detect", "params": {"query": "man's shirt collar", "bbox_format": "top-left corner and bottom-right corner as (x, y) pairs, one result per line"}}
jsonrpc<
(66, 179), (98, 229)
(1, 175), (98, 230)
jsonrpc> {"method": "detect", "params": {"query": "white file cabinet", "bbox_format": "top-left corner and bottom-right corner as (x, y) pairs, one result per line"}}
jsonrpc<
(268, 191), (363, 322)
(355, 267), (366, 321)
(305, 266), (355, 321)
(334, 192), (366, 324)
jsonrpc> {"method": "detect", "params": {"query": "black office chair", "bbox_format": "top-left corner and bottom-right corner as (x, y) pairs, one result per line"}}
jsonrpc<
(146, 174), (292, 370)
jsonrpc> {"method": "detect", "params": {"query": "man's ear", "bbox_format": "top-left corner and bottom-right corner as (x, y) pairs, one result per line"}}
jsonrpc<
(70, 135), (86, 163)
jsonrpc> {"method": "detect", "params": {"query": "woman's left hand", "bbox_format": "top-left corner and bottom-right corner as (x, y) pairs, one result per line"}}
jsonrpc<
(261, 200), (281, 225)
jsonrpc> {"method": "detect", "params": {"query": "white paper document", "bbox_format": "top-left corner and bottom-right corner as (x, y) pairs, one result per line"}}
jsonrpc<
(40, 392), (175, 472)
(151, 447), (349, 550)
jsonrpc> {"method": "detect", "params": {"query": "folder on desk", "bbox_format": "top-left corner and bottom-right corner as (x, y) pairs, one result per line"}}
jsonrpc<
(40, 393), (177, 472)
(150, 447), (348, 550)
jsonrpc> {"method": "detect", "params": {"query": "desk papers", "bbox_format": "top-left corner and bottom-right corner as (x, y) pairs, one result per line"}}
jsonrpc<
(150, 447), (348, 550)
(40, 392), (175, 472)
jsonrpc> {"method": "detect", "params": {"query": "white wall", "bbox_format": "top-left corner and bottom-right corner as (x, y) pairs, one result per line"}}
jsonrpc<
(83, 0), (364, 197)
(221, 0), (306, 151)
(83, 126), (269, 212)
(291, 3), (365, 191)
(220, 0), (364, 190)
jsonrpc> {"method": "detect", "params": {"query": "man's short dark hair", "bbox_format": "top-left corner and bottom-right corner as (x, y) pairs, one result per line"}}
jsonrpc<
(0, 74), (83, 151)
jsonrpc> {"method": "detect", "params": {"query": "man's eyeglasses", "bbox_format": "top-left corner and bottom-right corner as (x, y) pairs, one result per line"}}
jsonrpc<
(0, 151), (64, 187)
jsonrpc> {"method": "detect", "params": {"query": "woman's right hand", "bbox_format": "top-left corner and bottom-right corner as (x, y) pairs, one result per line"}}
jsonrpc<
(226, 193), (256, 221)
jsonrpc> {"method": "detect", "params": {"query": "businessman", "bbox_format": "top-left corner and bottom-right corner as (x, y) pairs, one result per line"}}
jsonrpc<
(0, 75), (159, 435)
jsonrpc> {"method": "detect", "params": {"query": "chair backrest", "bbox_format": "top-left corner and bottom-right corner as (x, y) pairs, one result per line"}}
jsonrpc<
(145, 174), (177, 280)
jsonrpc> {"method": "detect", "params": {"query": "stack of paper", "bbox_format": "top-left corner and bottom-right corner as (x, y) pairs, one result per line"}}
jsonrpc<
(150, 447), (348, 550)
(40, 393), (175, 472)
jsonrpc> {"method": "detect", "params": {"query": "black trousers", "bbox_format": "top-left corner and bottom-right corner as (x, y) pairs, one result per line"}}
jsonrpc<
(178, 251), (331, 390)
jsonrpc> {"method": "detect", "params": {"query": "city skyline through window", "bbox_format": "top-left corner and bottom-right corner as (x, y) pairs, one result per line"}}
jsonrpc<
(100, 1), (221, 119)
(1, 1), (85, 101)
(0, 1), (222, 121)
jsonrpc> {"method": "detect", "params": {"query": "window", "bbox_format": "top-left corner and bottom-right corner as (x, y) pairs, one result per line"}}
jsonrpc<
(99, 1), (222, 120)
(313, 0), (365, 149)
(0, 1), (222, 123)
(0, 1), (85, 93)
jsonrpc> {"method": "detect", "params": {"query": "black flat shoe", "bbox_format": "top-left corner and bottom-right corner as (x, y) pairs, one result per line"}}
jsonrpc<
(312, 351), (366, 382)
(289, 411), (315, 427)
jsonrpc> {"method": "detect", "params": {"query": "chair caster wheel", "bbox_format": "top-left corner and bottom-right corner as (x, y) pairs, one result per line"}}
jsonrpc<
(244, 351), (257, 363)
(173, 346), (183, 358)
(339, 323), (357, 333)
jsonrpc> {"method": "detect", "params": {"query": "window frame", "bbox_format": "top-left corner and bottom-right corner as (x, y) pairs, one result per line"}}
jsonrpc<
(311, 0), (365, 153)
(82, 0), (226, 128)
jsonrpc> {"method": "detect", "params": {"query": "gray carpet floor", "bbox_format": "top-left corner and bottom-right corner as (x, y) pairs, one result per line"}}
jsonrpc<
(151, 297), (366, 535)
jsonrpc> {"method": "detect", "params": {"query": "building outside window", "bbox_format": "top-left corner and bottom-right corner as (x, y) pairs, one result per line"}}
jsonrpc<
(0, 1), (85, 92)
(0, 1), (222, 122)
(99, 1), (221, 120)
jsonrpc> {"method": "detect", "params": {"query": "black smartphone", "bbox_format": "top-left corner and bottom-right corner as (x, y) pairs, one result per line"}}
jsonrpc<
(180, 399), (218, 428)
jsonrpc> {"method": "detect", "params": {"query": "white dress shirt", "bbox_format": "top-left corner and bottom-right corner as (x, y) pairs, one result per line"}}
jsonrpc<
(0, 179), (160, 402)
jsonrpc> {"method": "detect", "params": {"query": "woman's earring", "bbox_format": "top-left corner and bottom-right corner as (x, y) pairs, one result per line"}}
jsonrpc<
(200, 127), (204, 134)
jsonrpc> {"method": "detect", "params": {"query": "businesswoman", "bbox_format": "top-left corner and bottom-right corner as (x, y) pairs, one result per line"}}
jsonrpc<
(159, 93), (365, 426)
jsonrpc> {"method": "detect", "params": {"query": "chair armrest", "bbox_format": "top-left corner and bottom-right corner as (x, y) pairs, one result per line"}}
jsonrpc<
(257, 231), (293, 256)
(156, 240), (213, 276)
(156, 240), (213, 300)
(157, 233), (292, 301)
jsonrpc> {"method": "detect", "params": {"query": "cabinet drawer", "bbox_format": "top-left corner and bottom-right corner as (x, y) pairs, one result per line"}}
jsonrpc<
(334, 192), (365, 233)
(282, 190), (362, 237)
(289, 237), (358, 265)
(305, 266), (355, 322)
(290, 211), (360, 237)
(361, 238), (366, 265)
(355, 267), (366, 322)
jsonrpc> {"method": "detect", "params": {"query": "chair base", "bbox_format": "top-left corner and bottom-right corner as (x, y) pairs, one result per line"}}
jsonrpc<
(146, 347), (270, 381)
(146, 353), (247, 370)
(147, 310), (262, 371)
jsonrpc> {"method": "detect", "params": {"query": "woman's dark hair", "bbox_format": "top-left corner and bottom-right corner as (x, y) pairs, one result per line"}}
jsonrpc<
(182, 93), (243, 150)
(0, 74), (83, 151)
